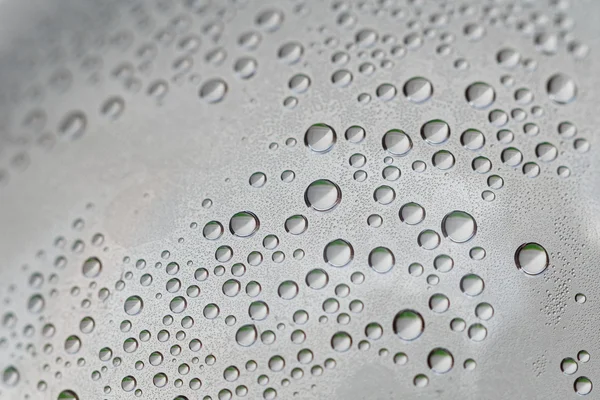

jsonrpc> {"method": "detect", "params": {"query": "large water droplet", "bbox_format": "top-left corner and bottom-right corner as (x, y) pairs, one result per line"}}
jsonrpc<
(305, 180), (342, 212)
(428, 348), (454, 373)
(124, 295), (144, 315)
(515, 242), (548, 275)
(393, 310), (424, 341)
(442, 210), (477, 243)
(465, 82), (496, 109)
(2, 366), (19, 387)
(305, 124), (337, 153)
(421, 120), (450, 145)
(199, 78), (227, 103)
(403, 77), (433, 103)
(382, 129), (412, 156)
(547, 73), (577, 104)
(323, 239), (354, 267)
(82, 257), (102, 278)
(368, 247), (395, 273)
(230, 211), (260, 237)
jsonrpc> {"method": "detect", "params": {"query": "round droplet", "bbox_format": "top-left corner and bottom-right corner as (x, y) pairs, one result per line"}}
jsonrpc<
(429, 294), (450, 313)
(278, 281), (299, 300)
(501, 147), (523, 167)
(442, 210), (477, 243)
(515, 243), (548, 275)
(230, 211), (259, 237)
(547, 73), (577, 104)
(324, 239), (354, 267)
(574, 377), (593, 395)
(2, 366), (19, 387)
(376, 83), (397, 101)
(58, 111), (87, 140)
(461, 129), (485, 150)
(331, 332), (352, 352)
(345, 126), (366, 143)
(199, 78), (227, 103)
(305, 180), (342, 212)
(428, 348), (454, 373)
(285, 215), (308, 235)
(256, 9), (284, 32)
(536, 142), (558, 162)
(331, 70), (353, 87)
(496, 48), (521, 68)
(101, 97), (125, 120)
(203, 221), (224, 240)
(234, 57), (258, 79)
(418, 230), (440, 250)
(383, 129), (412, 156)
(305, 124), (336, 153)
(466, 82), (496, 109)
(373, 185), (396, 205)
(403, 77), (433, 103)
(561, 358), (578, 375)
(278, 42), (303, 65)
(432, 150), (455, 170)
(82, 257), (102, 278)
(289, 74), (311, 93)
(400, 202), (425, 225)
(460, 274), (484, 296)
(421, 120), (450, 145)
(306, 269), (329, 289)
(393, 310), (424, 341)
(124, 295), (144, 315)
(368, 247), (395, 273)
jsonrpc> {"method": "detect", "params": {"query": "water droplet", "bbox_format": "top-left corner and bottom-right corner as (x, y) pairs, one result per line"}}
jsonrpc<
(429, 294), (450, 313)
(101, 97), (125, 120)
(547, 73), (577, 104)
(230, 211), (260, 237)
(306, 268), (329, 289)
(574, 377), (593, 395)
(461, 129), (485, 150)
(561, 358), (578, 375)
(428, 348), (454, 373)
(418, 230), (440, 250)
(58, 111), (87, 140)
(421, 120), (450, 145)
(278, 42), (303, 64)
(501, 147), (523, 167)
(496, 48), (521, 68)
(305, 124), (336, 153)
(82, 257), (102, 278)
(2, 366), (19, 387)
(432, 150), (455, 170)
(399, 202), (425, 225)
(233, 57), (258, 79)
(403, 77), (433, 103)
(203, 221), (224, 240)
(324, 239), (354, 267)
(466, 82), (496, 109)
(376, 83), (396, 101)
(382, 129), (412, 156)
(345, 126), (366, 143)
(368, 247), (395, 273)
(460, 274), (484, 296)
(373, 185), (396, 205)
(124, 295), (144, 315)
(289, 74), (311, 93)
(255, 9), (284, 32)
(305, 179), (342, 212)
(515, 243), (549, 275)
(393, 310), (424, 341)
(199, 78), (227, 103)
